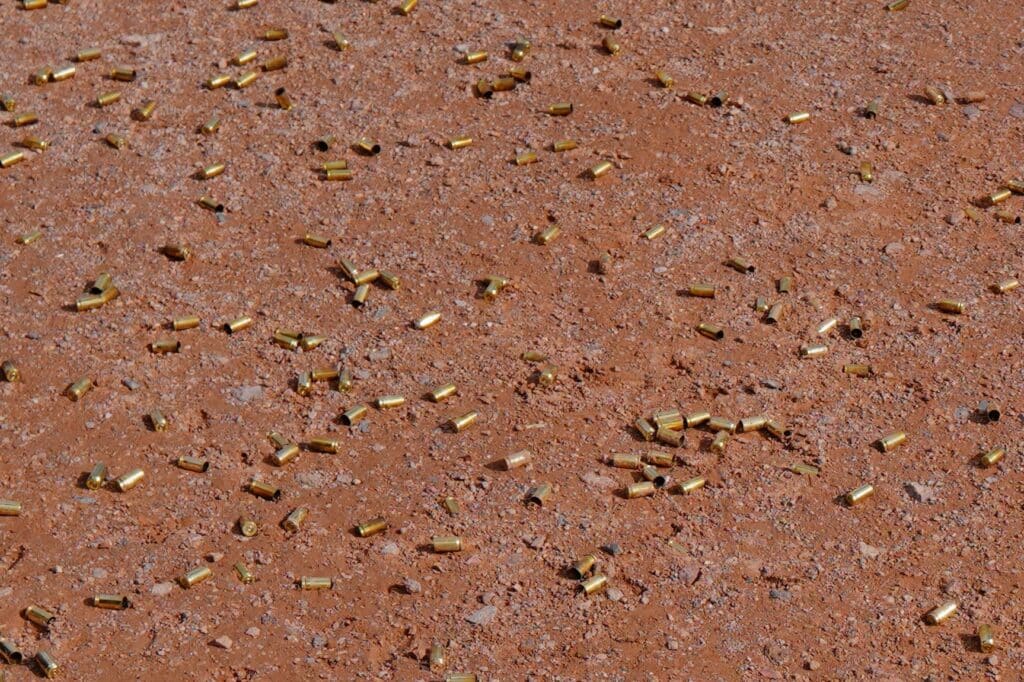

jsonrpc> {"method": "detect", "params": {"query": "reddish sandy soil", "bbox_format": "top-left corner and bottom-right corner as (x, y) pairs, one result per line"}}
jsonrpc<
(1, 0), (1023, 680)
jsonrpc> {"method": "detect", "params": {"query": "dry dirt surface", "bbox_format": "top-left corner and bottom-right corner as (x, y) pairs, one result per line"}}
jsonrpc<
(1, 0), (1023, 680)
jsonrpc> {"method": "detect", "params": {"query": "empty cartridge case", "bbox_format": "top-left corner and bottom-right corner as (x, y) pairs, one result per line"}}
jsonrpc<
(234, 49), (257, 66)
(273, 331), (299, 350)
(274, 87), (293, 110)
(340, 404), (368, 426)
(652, 409), (684, 431)
(492, 77), (517, 92)
(104, 133), (127, 149)
(248, 480), (281, 500)
(92, 594), (130, 610)
(162, 244), (191, 261)
(337, 368), (353, 391)
(727, 257), (755, 273)
(475, 79), (493, 98)
(655, 70), (673, 88)
(132, 100), (156, 121)
(92, 271), (113, 293)
(16, 230), (42, 244)
(608, 453), (642, 469)
(50, 64), (76, 82)
(510, 38), (531, 61)
(754, 297), (769, 312)
(765, 420), (791, 440)
(684, 411), (711, 428)
(678, 476), (706, 494)
(299, 335), (326, 351)
(1, 360), (19, 382)
(429, 644), (446, 670)
(978, 624), (995, 652)
(710, 430), (730, 454)
(97, 90), (121, 106)
(979, 400), (1000, 421)
(522, 351), (547, 362)
(13, 111), (38, 127)
(24, 605), (55, 627)
(150, 339), (181, 354)
(602, 36), (621, 55)
(322, 160), (348, 172)
(626, 481), (656, 498)
(295, 372), (312, 395)
(924, 601), (957, 625)
(300, 576), (332, 590)
(1, 152), (25, 169)
(787, 112), (810, 124)
(237, 0), (258, 7)
(179, 566), (212, 588)
(0, 500), (22, 516)
(149, 410), (169, 432)
(309, 436), (341, 453)
(553, 140), (578, 152)
(599, 15), (623, 29)
(504, 450), (531, 470)
(508, 66), (531, 82)
(766, 303), (785, 324)
(790, 462), (819, 476)
(353, 269), (380, 285)
(656, 426), (683, 447)
(355, 138), (381, 155)
(333, 33), (350, 50)
(816, 317), (838, 335)
(844, 483), (874, 506)
(0, 94), (14, 111)
(201, 162), (225, 179)
(547, 102), (573, 116)
(415, 311), (441, 329)
(526, 483), (552, 505)
(642, 465), (669, 488)
(357, 517), (388, 537)
(979, 448), (1004, 468)
(310, 367), (339, 382)
(115, 468), (144, 491)
(432, 536), (462, 552)
(235, 562), (255, 584)
(590, 161), (613, 178)
(993, 278), (1019, 294)
(86, 462), (106, 490)
(176, 456), (209, 473)
(800, 343), (828, 358)
(173, 315), (200, 331)
(224, 316), (253, 334)
(20, 135), (47, 151)
(398, 0), (417, 15)
(859, 161), (874, 183)
(110, 66), (136, 82)
(431, 383), (457, 402)
(538, 365), (557, 385)
(686, 91), (708, 106)
(886, 0), (908, 10)
(464, 51), (488, 65)
(534, 225), (561, 244)
(580, 574), (608, 595)
(283, 507), (308, 532)
(263, 56), (288, 71)
(303, 233), (331, 248)
(264, 27), (289, 41)
(515, 151), (538, 166)
(635, 418), (656, 441)
(689, 283), (715, 298)
(450, 411), (478, 432)
(35, 651), (59, 679)
(924, 85), (945, 105)
(738, 416), (768, 433)
(238, 516), (258, 537)
(234, 71), (258, 88)
(376, 394), (406, 409)
(0, 639), (23, 664)
(315, 135), (336, 152)
(697, 323), (724, 340)
(843, 363), (872, 377)
(847, 316), (864, 338)
(66, 377), (93, 401)
(23, 0), (47, 10)
(642, 224), (665, 240)
(326, 168), (353, 181)
(570, 555), (597, 579)
(878, 431), (907, 452)
(707, 416), (736, 433)
(988, 188), (1012, 205)
(206, 74), (231, 89)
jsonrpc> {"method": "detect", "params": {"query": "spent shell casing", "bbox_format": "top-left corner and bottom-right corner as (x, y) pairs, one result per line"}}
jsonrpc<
(36, 651), (59, 679)
(503, 450), (531, 470)
(131, 100), (156, 121)
(710, 430), (730, 454)
(235, 562), (255, 584)
(86, 462), (107, 490)
(475, 79), (493, 98)
(77, 48), (102, 63)
(766, 303), (785, 324)
(754, 296), (769, 312)
(652, 410), (683, 430)
(800, 343), (828, 358)
(993, 278), (1019, 294)
(283, 507), (308, 532)
(149, 410), (169, 432)
(790, 462), (819, 476)
(353, 269), (380, 285)
(686, 91), (708, 106)
(765, 419), (791, 440)
(398, 0), (417, 15)
(709, 92), (729, 107)
(845, 483), (874, 506)
(322, 160), (348, 171)
(886, 0), (908, 9)
(299, 335), (326, 351)
(570, 554), (597, 579)
(234, 70), (259, 88)
(162, 244), (191, 261)
(200, 162), (225, 179)
(684, 411), (711, 428)
(678, 476), (706, 494)
(89, 272), (113, 294)
(238, 516), (258, 537)
(0, 94), (14, 111)
(979, 448), (1004, 468)
(115, 468), (144, 491)
(510, 38), (531, 61)
(303, 233), (331, 248)
(642, 224), (665, 240)
(655, 70), (674, 88)
(179, 566), (212, 588)
(538, 365), (557, 385)
(104, 133), (127, 149)
(816, 317), (838, 335)
(357, 517), (388, 537)
(110, 66), (136, 82)
(688, 283), (715, 298)
(450, 411), (479, 432)
(224, 316), (253, 334)
(843, 363), (872, 376)
(534, 225), (560, 244)
(272, 444), (299, 467)
(0, 639), (23, 664)
(778, 276), (793, 293)
(325, 168), (354, 181)
(526, 482), (552, 505)
(635, 418), (656, 441)
(1, 360), (20, 382)
(234, 49), (257, 66)
(599, 14), (623, 29)
(315, 135), (336, 152)
(309, 436), (341, 453)
(443, 496), (459, 515)
(310, 367), (339, 382)
(642, 465), (669, 488)
(707, 416), (736, 433)
(1, 151), (26, 168)
(264, 27), (289, 41)
(430, 383), (457, 402)
(24, 605), (55, 627)
(176, 456), (209, 473)
(16, 230), (42, 245)
(432, 535), (462, 553)
(626, 480), (657, 498)
(727, 256), (755, 273)
(449, 135), (472, 150)
(173, 315), (200, 331)
(878, 431), (906, 452)
(237, 0), (257, 7)
(340, 404), (368, 426)
(787, 111), (810, 124)
(602, 36), (621, 55)
(355, 138), (381, 155)
(859, 161), (874, 182)
(430, 643), (446, 671)
(51, 64), (76, 81)
(508, 66), (531, 82)
(590, 160), (613, 178)
(20, 135), (48, 151)
(515, 151), (538, 166)
(376, 394), (406, 409)
(150, 339), (181, 354)
(248, 480), (281, 500)
(206, 74), (231, 89)
(464, 51), (488, 65)
(300, 577), (332, 590)
(66, 377), (94, 401)
(552, 139), (578, 152)
(738, 416), (768, 433)
(333, 33), (351, 51)
(656, 426), (683, 447)
(697, 323), (724, 340)
(0, 500), (22, 516)
(547, 102), (573, 116)
(13, 112), (39, 127)
(414, 311), (441, 329)
(924, 85), (945, 105)
(848, 316), (864, 338)
(268, 431), (290, 448)
(273, 331), (299, 351)
(337, 368), (353, 391)
(608, 453), (642, 469)
(580, 574), (608, 595)
(865, 97), (881, 118)
(92, 594), (130, 610)
(274, 87), (293, 110)
(979, 400), (1001, 421)
(978, 624), (995, 652)
(988, 188), (1012, 205)
(924, 601), (957, 625)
